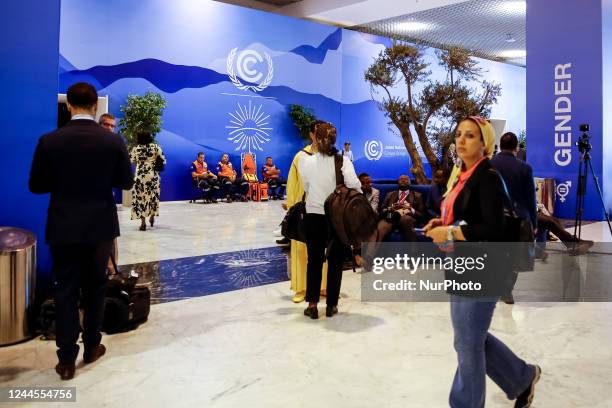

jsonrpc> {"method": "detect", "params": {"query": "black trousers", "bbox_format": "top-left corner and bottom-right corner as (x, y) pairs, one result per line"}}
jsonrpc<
(196, 178), (220, 199)
(51, 241), (112, 364)
(267, 177), (286, 198)
(304, 214), (345, 306)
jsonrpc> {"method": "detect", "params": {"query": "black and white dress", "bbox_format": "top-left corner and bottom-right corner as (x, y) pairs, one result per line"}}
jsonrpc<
(130, 143), (165, 219)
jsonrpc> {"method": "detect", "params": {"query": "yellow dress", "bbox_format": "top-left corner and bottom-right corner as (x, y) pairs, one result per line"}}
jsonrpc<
(286, 144), (327, 294)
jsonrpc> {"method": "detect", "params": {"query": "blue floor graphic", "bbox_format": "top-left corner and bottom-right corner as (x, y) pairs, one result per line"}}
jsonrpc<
(118, 247), (289, 304)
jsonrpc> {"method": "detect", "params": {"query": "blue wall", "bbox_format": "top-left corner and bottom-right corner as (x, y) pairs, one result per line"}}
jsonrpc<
(0, 2), (61, 282)
(59, 0), (526, 193)
(527, 0), (605, 220)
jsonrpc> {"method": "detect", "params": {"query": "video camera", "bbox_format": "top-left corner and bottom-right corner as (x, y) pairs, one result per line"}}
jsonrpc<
(576, 123), (592, 154)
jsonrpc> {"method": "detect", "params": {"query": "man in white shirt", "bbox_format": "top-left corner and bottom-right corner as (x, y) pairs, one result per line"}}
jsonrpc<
(342, 142), (354, 162)
(359, 172), (379, 214)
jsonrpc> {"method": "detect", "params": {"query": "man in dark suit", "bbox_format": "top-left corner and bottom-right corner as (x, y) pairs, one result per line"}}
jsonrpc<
(491, 132), (537, 230)
(377, 175), (425, 242)
(29, 82), (133, 380)
(490, 132), (536, 304)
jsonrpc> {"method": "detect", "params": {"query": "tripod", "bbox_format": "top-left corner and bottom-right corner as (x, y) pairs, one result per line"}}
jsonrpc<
(573, 148), (612, 240)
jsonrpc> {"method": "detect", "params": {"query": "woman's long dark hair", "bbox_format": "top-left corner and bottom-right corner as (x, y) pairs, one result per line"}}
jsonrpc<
(314, 123), (338, 156)
(136, 132), (153, 145)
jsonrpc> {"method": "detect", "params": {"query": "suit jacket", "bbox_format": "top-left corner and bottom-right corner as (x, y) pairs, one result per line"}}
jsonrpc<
(382, 189), (425, 222)
(425, 184), (446, 219)
(365, 187), (380, 214)
(490, 151), (537, 228)
(29, 119), (134, 245)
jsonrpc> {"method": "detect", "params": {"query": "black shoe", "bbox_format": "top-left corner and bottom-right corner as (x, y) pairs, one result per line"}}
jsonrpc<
(226, 196), (233, 203)
(139, 224), (146, 231)
(276, 237), (290, 246)
(211, 198), (218, 203)
(304, 306), (318, 320)
(83, 344), (106, 364)
(325, 306), (338, 317)
(514, 365), (541, 408)
(55, 363), (75, 380)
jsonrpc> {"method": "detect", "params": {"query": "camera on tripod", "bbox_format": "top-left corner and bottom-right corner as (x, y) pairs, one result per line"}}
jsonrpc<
(576, 123), (592, 154)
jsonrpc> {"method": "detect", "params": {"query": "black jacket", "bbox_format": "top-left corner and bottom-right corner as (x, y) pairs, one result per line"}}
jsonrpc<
(490, 151), (537, 229)
(382, 189), (425, 223)
(448, 159), (513, 297)
(29, 120), (134, 245)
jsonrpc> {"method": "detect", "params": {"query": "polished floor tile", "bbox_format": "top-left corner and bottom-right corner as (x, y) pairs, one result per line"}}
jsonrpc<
(1, 201), (611, 407)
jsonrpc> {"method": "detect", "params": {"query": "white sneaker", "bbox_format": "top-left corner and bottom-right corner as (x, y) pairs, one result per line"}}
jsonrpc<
(273, 227), (282, 237)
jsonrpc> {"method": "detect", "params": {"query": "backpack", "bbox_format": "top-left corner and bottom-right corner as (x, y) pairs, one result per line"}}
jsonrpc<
(280, 148), (313, 242)
(324, 154), (378, 247)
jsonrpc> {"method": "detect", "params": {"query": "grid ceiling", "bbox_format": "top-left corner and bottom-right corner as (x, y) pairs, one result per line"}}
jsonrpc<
(350, 0), (526, 67)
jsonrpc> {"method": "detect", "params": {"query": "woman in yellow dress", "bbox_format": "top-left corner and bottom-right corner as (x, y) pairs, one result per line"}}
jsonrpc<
(286, 121), (327, 303)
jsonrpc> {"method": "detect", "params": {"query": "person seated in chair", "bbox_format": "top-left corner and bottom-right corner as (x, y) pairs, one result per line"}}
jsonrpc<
(262, 156), (286, 200)
(358, 172), (379, 214)
(216, 153), (247, 202)
(191, 152), (218, 203)
(425, 169), (448, 219)
(358, 175), (425, 269)
(378, 175), (425, 241)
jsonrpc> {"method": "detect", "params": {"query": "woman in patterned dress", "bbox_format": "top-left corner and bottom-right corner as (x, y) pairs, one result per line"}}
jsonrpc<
(130, 132), (166, 231)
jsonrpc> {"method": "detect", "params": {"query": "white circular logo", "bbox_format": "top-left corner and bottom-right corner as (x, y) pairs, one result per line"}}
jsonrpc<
(364, 140), (384, 161)
(227, 48), (274, 93)
(556, 181), (572, 203)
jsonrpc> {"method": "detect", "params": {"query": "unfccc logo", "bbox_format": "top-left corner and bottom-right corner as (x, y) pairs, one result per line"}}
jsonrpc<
(556, 181), (572, 203)
(364, 140), (384, 161)
(227, 48), (274, 93)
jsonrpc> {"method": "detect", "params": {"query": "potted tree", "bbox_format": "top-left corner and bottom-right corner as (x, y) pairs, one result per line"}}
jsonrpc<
(118, 91), (167, 206)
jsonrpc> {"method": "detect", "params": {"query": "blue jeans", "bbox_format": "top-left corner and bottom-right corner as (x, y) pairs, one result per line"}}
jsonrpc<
(449, 295), (535, 408)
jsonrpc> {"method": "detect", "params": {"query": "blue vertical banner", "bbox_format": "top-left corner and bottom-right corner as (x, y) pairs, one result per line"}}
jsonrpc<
(0, 2), (61, 280)
(527, 0), (604, 220)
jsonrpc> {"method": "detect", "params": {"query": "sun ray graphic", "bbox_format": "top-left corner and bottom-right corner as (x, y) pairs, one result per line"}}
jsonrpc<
(226, 101), (273, 152)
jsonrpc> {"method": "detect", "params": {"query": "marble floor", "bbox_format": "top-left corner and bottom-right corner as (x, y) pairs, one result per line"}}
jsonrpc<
(1, 201), (611, 407)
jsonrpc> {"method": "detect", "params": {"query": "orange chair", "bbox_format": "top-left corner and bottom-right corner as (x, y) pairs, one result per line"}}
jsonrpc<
(258, 183), (269, 201)
(241, 152), (259, 200)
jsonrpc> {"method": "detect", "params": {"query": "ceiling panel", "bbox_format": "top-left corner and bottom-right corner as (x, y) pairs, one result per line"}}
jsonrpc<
(350, 0), (526, 66)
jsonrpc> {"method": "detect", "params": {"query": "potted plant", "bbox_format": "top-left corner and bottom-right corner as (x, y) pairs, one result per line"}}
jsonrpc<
(289, 104), (317, 142)
(118, 91), (167, 206)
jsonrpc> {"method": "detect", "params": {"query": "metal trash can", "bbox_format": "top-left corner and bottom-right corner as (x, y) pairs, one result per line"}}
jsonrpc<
(0, 227), (36, 346)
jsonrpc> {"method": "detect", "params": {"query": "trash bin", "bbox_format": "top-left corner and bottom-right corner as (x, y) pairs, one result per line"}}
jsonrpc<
(0, 227), (36, 346)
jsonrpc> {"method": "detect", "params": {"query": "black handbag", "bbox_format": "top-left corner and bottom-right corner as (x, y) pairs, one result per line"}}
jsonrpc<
(281, 194), (308, 242)
(154, 156), (165, 172)
(490, 170), (535, 272)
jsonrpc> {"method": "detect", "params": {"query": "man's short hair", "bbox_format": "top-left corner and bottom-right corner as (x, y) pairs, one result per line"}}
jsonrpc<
(197, 151), (204, 157)
(344, 142), (351, 146)
(67, 82), (98, 109)
(500, 132), (519, 151)
(98, 113), (115, 124)
(358, 172), (370, 180)
(309, 120), (327, 134)
(266, 156), (272, 160)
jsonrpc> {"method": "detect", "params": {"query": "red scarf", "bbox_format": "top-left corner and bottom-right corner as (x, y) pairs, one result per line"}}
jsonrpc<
(441, 157), (486, 226)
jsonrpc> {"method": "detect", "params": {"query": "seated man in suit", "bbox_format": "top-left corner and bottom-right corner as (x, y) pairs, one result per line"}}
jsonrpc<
(378, 175), (425, 242)
(216, 153), (248, 202)
(191, 152), (218, 203)
(261, 156), (286, 200)
(358, 175), (424, 269)
(359, 172), (379, 214)
(425, 169), (448, 219)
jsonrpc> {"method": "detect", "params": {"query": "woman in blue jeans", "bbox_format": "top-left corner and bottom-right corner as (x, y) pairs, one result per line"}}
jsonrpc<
(425, 117), (541, 408)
